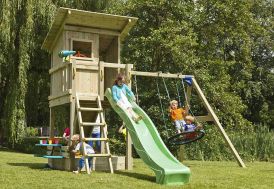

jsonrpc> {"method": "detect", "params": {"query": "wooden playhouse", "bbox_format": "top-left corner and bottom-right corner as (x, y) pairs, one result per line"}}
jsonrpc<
(41, 7), (138, 172)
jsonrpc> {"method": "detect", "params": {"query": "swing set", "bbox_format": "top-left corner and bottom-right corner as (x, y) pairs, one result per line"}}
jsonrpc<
(129, 70), (246, 168)
(134, 73), (205, 145)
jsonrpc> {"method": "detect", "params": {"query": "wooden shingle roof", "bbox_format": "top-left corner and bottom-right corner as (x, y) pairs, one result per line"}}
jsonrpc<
(42, 7), (138, 51)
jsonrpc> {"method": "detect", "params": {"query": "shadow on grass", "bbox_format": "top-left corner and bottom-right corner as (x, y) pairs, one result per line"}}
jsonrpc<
(8, 162), (49, 170)
(115, 170), (155, 183)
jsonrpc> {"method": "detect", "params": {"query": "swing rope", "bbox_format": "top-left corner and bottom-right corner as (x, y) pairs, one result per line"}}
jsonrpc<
(181, 78), (202, 126)
(162, 76), (171, 102)
(156, 78), (170, 137)
(133, 74), (139, 105)
(175, 81), (182, 107)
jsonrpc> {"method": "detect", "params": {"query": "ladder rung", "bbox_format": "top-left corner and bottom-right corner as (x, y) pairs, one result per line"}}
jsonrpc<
(86, 154), (111, 157)
(78, 107), (102, 112)
(83, 138), (108, 141)
(81, 122), (106, 126)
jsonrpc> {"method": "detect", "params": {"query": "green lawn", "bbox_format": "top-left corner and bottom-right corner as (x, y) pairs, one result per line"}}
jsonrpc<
(0, 148), (274, 189)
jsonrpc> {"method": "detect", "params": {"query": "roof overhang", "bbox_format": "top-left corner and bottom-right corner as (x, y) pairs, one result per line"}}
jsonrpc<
(42, 7), (138, 51)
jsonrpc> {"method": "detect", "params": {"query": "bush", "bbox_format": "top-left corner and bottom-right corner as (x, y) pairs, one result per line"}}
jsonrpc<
(14, 138), (46, 154)
(24, 127), (39, 137)
(181, 124), (274, 162)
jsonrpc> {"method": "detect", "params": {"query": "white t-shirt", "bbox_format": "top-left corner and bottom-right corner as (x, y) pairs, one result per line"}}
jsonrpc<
(92, 126), (100, 134)
(75, 142), (95, 154)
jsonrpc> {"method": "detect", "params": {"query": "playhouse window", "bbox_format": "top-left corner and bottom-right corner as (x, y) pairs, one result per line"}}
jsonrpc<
(72, 40), (92, 58)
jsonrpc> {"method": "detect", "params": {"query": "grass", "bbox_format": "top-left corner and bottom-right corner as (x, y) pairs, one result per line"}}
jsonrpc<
(0, 148), (274, 189)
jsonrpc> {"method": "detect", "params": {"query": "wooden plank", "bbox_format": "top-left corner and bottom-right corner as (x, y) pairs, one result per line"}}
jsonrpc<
(195, 115), (214, 122)
(78, 107), (102, 112)
(48, 90), (72, 100)
(82, 122), (105, 126)
(49, 9), (71, 51)
(75, 65), (98, 70)
(131, 71), (194, 79)
(49, 62), (71, 74)
(103, 62), (126, 69)
(49, 95), (71, 108)
(83, 137), (108, 141)
(120, 19), (135, 41)
(64, 25), (120, 36)
(86, 154), (111, 157)
(192, 78), (246, 168)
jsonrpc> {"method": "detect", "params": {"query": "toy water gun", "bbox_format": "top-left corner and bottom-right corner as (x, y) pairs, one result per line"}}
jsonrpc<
(58, 50), (76, 58)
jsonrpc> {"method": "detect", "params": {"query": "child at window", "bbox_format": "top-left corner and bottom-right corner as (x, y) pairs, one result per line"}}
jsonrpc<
(169, 100), (186, 133)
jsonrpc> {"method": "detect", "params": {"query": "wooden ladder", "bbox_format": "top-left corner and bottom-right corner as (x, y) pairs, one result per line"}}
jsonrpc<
(75, 94), (113, 174)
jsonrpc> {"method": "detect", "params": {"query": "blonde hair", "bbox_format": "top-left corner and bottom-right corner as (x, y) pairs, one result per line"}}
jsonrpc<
(169, 100), (178, 106)
(185, 115), (194, 122)
(71, 134), (80, 141)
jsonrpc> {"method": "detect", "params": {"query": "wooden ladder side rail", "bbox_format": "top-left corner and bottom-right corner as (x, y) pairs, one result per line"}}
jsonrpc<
(192, 78), (246, 168)
(76, 95), (91, 174)
(96, 95), (114, 173)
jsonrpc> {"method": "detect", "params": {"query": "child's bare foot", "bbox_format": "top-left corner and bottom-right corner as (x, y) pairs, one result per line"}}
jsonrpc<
(136, 116), (142, 122)
(133, 116), (142, 123)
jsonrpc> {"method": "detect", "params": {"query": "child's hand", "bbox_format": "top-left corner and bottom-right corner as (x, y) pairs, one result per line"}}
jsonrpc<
(117, 101), (122, 107)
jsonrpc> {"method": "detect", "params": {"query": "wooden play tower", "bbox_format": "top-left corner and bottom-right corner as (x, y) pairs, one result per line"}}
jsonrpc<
(42, 7), (138, 172)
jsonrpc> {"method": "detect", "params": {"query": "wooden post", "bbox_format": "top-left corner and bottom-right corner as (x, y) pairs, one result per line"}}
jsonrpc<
(49, 107), (55, 138)
(125, 64), (133, 170)
(99, 61), (104, 100)
(68, 59), (77, 171)
(192, 78), (246, 168)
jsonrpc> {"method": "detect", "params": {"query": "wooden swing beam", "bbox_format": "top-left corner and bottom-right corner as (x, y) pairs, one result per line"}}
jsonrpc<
(130, 70), (246, 168)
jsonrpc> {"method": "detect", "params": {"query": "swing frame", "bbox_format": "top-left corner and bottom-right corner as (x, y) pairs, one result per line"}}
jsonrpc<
(129, 70), (246, 168)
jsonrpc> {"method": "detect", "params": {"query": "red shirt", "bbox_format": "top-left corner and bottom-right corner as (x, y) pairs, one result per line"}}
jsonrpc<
(64, 128), (70, 136)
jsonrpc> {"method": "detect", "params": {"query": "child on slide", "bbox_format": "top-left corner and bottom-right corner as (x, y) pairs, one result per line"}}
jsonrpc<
(112, 74), (142, 123)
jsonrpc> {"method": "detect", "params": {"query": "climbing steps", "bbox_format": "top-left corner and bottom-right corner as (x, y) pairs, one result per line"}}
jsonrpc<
(76, 94), (113, 174)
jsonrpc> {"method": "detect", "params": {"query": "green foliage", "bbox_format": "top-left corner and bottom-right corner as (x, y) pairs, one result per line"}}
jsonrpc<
(24, 127), (39, 137)
(183, 125), (274, 162)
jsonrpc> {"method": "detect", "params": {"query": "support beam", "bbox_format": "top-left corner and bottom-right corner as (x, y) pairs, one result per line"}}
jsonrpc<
(192, 78), (246, 168)
(131, 70), (193, 79)
(125, 64), (133, 170)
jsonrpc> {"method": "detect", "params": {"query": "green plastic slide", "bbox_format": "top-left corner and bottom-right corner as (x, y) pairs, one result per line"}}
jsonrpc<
(105, 88), (190, 185)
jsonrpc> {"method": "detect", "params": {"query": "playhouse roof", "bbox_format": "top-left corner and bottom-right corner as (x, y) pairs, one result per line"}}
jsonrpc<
(42, 7), (138, 51)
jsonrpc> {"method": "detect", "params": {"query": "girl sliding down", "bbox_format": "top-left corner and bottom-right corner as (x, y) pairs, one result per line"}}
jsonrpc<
(112, 74), (142, 123)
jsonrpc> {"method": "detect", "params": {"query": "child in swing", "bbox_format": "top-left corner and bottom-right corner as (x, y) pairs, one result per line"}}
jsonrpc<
(183, 115), (202, 131)
(112, 73), (142, 123)
(183, 115), (203, 139)
(169, 100), (187, 134)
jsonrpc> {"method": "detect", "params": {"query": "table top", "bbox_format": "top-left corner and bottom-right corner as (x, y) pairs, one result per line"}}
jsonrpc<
(35, 144), (62, 147)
